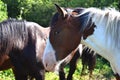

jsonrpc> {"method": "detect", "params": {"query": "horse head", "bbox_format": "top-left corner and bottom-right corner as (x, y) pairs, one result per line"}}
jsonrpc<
(42, 4), (95, 71)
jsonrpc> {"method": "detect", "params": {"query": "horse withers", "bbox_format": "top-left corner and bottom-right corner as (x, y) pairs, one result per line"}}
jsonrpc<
(0, 18), (50, 80)
(42, 4), (120, 80)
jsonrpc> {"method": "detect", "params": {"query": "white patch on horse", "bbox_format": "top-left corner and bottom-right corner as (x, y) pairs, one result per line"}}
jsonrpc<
(42, 38), (56, 71)
(36, 36), (45, 61)
(78, 44), (83, 56)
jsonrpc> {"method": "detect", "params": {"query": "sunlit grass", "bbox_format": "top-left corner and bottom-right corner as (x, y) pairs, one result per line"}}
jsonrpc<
(0, 69), (14, 80)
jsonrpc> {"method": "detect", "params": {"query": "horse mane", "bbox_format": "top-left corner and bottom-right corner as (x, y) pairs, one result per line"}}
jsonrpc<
(71, 8), (93, 33)
(80, 7), (120, 48)
(0, 18), (28, 54)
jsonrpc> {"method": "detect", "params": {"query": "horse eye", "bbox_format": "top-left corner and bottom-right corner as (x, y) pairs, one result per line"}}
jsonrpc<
(55, 31), (60, 35)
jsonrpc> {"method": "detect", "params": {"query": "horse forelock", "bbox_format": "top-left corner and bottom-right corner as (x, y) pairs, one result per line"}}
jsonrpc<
(50, 13), (59, 28)
(77, 12), (92, 33)
(0, 19), (28, 54)
(51, 8), (75, 28)
(83, 7), (120, 48)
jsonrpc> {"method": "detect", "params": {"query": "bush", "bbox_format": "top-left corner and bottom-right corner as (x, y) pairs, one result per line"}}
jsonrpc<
(20, 0), (55, 26)
(1, 0), (120, 26)
(0, 0), (7, 21)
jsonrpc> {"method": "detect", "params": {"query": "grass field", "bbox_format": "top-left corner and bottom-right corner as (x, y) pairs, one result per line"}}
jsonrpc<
(0, 55), (116, 80)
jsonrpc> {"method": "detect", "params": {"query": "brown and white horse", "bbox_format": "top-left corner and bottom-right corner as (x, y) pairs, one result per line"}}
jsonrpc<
(42, 4), (120, 80)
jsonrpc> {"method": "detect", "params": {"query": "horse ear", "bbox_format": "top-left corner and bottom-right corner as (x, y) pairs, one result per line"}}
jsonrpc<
(55, 4), (67, 18)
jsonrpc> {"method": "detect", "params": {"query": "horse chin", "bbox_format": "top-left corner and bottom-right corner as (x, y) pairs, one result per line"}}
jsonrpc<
(54, 52), (75, 74)
(54, 60), (67, 75)
(44, 60), (62, 73)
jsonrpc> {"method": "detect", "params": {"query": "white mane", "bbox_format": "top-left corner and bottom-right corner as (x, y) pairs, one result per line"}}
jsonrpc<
(81, 7), (120, 48)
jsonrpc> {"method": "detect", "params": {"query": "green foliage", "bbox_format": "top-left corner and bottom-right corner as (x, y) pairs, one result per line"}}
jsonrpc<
(0, 69), (14, 80)
(1, 0), (120, 26)
(94, 55), (114, 79)
(19, 0), (55, 26)
(1, 0), (20, 18)
(52, 0), (120, 8)
(0, 0), (7, 21)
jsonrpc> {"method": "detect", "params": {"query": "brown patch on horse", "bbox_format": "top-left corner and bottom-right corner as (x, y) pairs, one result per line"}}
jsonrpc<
(0, 58), (13, 70)
(72, 11), (79, 15)
(115, 73), (120, 80)
(81, 47), (96, 77)
(114, 74), (120, 80)
(83, 22), (96, 40)
(0, 54), (9, 66)
(72, 8), (84, 15)
(0, 54), (14, 71)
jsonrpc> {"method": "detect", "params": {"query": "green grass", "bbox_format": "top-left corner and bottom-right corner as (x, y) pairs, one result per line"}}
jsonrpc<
(0, 56), (116, 80)
(0, 69), (14, 80)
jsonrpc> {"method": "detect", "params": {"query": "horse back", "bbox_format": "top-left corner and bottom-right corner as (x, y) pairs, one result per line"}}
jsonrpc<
(0, 19), (29, 55)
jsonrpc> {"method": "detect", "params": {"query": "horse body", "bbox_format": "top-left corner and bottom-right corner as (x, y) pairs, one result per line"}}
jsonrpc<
(26, 22), (50, 62)
(0, 19), (50, 80)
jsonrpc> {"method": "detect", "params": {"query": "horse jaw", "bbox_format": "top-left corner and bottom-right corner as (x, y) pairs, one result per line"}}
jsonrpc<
(42, 38), (56, 71)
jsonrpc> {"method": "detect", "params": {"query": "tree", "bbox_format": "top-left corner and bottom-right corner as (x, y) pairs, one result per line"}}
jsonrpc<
(0, 0), (7, 21)
(1, 0), (120, 26)
(2, 0), (20, 18)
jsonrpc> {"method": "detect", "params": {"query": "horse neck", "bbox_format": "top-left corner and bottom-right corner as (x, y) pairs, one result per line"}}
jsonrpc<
(81, 8), (120, 60)
(91, 8), (120, 48)
(80, 10), (110, 60)
(32, 25), (50, 60)
(26, 22), (50, 37)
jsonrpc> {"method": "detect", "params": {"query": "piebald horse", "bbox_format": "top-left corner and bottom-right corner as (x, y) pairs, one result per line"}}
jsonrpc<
(42, 4), (120, 80)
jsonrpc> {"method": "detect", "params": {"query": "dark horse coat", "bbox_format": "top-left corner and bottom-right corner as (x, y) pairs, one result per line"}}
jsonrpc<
(0, 18), (50, 80)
